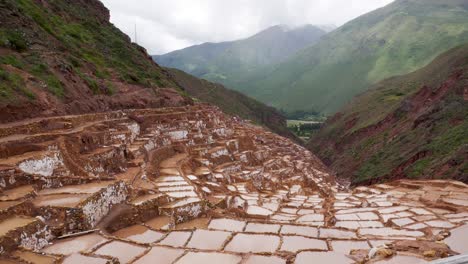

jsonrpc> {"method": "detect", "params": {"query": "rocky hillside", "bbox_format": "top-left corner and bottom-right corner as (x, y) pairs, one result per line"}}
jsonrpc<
(0, 0), (293, 138)
(0, 0), (192, 123)
(153, 25), (326, 91)
(246, 0), (468, 114)
(166, 68), (297, 141)
(308, 44), (468, 185)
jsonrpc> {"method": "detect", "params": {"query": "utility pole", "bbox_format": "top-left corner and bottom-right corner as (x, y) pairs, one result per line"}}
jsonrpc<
(135, 22), (138, 44)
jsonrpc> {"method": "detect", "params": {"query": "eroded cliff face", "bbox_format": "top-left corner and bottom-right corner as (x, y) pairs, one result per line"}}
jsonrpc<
(0, 104), (466, 263)
(309, 44), (468, 185)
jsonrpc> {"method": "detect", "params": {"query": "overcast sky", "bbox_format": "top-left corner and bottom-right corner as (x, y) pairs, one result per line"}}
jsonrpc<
(100, 0), (394, 55)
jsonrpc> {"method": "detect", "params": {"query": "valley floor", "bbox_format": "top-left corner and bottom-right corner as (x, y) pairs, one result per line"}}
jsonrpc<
(0, 104), (466, 263)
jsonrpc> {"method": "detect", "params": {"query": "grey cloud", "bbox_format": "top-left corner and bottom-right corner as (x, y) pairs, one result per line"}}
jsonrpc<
(100, 0), (394, 54)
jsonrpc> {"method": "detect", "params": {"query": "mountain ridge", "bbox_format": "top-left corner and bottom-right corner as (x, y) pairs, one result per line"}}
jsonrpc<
(239, 0), (468, 114)
(153, 24), (326, 90)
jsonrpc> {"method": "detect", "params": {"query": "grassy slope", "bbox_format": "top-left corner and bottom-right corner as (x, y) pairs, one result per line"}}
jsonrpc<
(0, 0), (298, 141)
(308, 44), (468, 184)
(154, 25), (326, 92)
(247, 0), (468, 114)
(0, 0), (184, 119)
(166, 68), (298, 141)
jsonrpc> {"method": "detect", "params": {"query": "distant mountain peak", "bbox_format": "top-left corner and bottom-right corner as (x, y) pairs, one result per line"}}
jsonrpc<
(316, 24), (337, 32)
(275, 24), (291, 31)
(269, 24), (326, 32)
(154, 24), (326, 88)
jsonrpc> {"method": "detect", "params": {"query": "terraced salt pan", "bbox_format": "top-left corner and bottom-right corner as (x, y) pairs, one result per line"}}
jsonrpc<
(43, 233), (108, 255)
(160, 153), (187, 168)
(244, 255), (286, 264)
(154, 181), (188, 187)
(336, 220), (383, 229)
(187, 175), (198, 181)
(177, 252), (241, 264)
(163, 197), (201, 208)
(38, 181), (115, 195)
(12, 250), (57, 264)
(296, 209), (315, 215)
(62, 254), (108, 264)
(295, 251), (354, 264)
(245, 223), (280, 233)
(442, 198), (468, 207)
(194, 167), (210, 176)
(444, 224), (468, 254)
(280, 235), (327, 252)
(336, 212), (379, 221)
(165, 191), (198, 198)
(271, 213), (297, 222)
(331, 240), (370, 253)
(113, 225), (165, 244)
(156, 176), (185, 182)
(33, 193), (91, 207)
(225, 233), (280, 253)
(94, 241), (147, 263)
(246, 205), (273, 216)
(0, 186), (35, 203)
(359, 227), (424, 238)
(208, 218), (246, 232)
(158, 231), (191, 247)
(160, 168), (180, 175)
(131, 194), (164, 205)
(134, 246), (184, 264)
(0, 217), (36, 237)
(186, 229), (230, 250)
(145, 216), (172, 230)
(158, 186), (194, 192)
(280, 225), (318, 237)
(297, 213), (324, 222)
(0, 201), (22, 211)
(319, 228), (357, 239)
(373, 255), (429, 263)
(425, 220), (455, 228)
(175, 218), (210, 230)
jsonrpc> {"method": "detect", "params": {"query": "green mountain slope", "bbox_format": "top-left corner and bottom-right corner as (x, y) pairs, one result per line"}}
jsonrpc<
(0, 0), (294, 139)
(308, 44), (468, 184)
(166, 68), (298, 141)
(153, 25), (326, 90)
(0, 0), (192, 122)
(247, 0), (468, 114)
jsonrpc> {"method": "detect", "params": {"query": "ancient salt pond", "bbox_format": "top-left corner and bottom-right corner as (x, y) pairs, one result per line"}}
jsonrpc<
(0, 105), (466, 263)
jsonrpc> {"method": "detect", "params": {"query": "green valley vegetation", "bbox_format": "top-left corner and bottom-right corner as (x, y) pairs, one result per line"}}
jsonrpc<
(284, 110), (326, 140)
(287, 120), (323, 141)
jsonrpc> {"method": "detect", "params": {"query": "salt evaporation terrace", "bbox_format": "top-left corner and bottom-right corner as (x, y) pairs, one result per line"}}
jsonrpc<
(0, 104), (467, 263)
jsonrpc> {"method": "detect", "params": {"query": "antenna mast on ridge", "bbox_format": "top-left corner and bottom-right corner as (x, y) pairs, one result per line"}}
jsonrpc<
(134, 22), (138, 44)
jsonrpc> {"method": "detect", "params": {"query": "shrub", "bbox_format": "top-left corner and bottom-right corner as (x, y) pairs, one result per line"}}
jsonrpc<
(0, 30), (28, 52)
